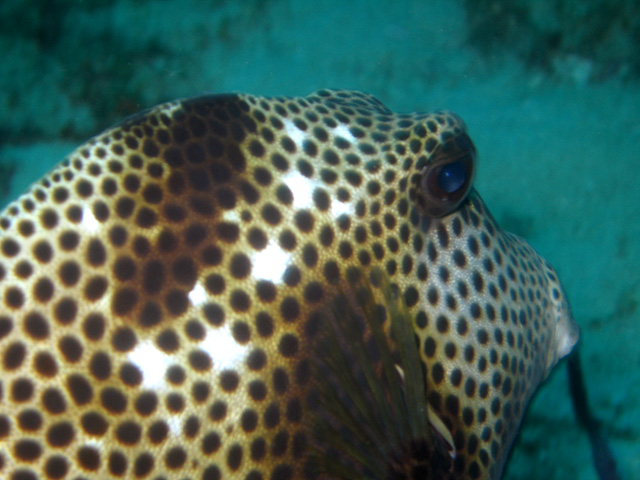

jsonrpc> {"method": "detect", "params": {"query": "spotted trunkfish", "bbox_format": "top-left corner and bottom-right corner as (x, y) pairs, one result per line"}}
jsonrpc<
(0, 89), (579, 479)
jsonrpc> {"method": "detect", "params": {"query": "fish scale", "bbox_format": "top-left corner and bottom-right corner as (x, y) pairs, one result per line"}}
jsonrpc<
(0, 89), (578, 479)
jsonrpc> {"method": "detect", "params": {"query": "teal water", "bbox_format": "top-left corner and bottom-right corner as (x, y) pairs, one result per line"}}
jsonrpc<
(0, 1), (638, 478)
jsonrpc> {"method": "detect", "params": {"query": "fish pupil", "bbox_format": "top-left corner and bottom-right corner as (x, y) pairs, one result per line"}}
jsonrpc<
(437, 159), (466, 193)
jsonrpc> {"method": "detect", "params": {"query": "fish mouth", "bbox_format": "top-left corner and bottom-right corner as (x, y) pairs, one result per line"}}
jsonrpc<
(544, 272), (580, 376)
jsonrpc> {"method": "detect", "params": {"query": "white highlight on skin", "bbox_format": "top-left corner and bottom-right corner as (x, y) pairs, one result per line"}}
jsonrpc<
(284, 118), (306, 148)
(332, 124), (356, 144)
(222, 210), (240, 222)
(251, 241), (290, 283)
(167, 415), (183, 437)
(128, 341), (173, 389)
(331, 196), (352, 217)
(129, 325), (247, 389)
(126, 340), (187, 438)
(200, 326), (247, 370)
(283, 170), (315, 210)
(80, 206), (100, 234)
(282, 157), (353, 218)
(188, 282), (207, 307)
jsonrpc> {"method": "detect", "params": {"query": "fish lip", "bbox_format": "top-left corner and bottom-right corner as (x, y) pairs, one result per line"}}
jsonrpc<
(556, 305), (580, 359)
(545, 280), (580, 374)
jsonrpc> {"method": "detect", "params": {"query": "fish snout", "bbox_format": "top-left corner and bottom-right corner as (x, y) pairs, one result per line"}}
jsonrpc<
(543, 264), (580, 377)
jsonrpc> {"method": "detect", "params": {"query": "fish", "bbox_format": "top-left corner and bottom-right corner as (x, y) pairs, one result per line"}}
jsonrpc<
(0, 89), (579, 479)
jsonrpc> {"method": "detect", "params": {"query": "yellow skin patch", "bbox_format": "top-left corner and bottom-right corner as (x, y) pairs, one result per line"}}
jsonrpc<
(0, 90), (578, 479)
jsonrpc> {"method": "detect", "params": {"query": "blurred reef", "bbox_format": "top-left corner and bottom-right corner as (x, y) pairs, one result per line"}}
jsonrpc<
(0, 0), (638, 144)
(463, 0), (640, 83)
(0, 0), (270, 142)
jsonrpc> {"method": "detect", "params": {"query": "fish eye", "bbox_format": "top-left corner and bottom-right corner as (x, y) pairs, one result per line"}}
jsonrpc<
(419, 133), (475, 217)
(437, 159), (467, 193)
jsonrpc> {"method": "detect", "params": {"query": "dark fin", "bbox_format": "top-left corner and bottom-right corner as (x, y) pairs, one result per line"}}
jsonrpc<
(567, 348), (622, 480)
(305, 268), (453, 479)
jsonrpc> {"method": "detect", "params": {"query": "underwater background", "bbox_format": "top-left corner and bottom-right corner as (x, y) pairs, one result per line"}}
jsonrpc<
(0, 0), (638, 478)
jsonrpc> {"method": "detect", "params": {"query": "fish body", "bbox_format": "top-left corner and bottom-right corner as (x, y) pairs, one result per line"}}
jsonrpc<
(0, 90), (578, 479)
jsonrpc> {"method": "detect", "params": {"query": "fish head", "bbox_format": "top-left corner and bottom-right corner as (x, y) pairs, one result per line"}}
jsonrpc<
(0, 89), (578, 480)
(308, 106), (579, 479)
(395, 123), (580, 476)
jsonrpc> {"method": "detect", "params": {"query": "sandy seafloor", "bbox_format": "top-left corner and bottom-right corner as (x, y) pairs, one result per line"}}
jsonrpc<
(0, 1), (638, 478)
